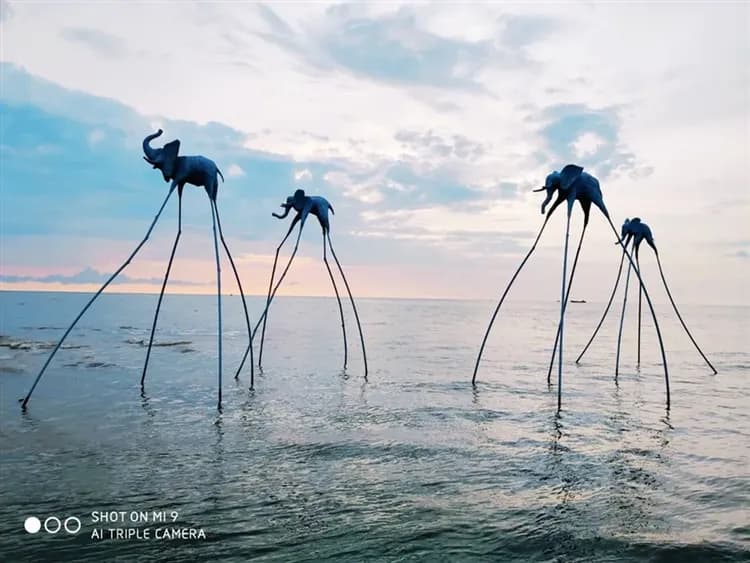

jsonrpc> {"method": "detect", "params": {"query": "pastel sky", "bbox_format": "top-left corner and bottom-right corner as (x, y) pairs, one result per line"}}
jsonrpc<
(0, 1), (748, 304)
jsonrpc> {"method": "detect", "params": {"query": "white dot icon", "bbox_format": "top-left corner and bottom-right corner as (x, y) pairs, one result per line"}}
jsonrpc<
(24, 517), (41, 534)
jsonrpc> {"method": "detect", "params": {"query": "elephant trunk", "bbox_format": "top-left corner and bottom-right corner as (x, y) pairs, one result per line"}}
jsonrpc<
(142, 129), (163, 162)
(540, 188), (554, 215)
(272, 204), (291, 219)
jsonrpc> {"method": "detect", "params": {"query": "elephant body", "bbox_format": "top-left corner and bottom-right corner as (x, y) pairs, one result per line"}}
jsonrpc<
(620, 217), (656, 253)
(143, 130), (224, 200)
(273, 189), (335, 232)
(537, 164), (609, 223)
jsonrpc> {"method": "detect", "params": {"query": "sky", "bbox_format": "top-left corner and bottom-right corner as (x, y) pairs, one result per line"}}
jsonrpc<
(0, 1), (748, 305)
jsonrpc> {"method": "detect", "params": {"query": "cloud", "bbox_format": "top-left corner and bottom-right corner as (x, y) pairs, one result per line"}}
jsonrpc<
(395, 129), (487, 161)
(536, 103), (653, 180)
(0, 267), (202, 286)
(60, 27), (128, 58)
(253, 4), (542, 93)
(0, 0), (13, 22)
(572, 131), (605, 158)
(88, 128), (106, 146)
(226, 163), (246, 177)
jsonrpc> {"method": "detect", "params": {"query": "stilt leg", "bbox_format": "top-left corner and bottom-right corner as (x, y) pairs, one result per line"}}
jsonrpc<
(473, 215), (552, 384)
(605, 216), (670, 408)
(142, 195), (182, 389)
(20, 189), (175, 409)
(547, 222), (587, 384)
(213, 202), (255, 387)
(576, 249), (626, 363)
(615, 240), (634, 379)
(637, 247), (642, 366)
(210, 203), (223, 409)
(253, 220), (297, 365)
(256, 222), (303, 366)
(556, 207), (573, 411)
(327, 233), (367, 378)
(323, 231), (348, 369)
(656, 252), (717, 374)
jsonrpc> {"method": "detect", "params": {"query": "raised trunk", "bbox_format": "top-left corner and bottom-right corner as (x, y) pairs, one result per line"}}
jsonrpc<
(142, 129), (163, 161)
(272, 204), (291, 219)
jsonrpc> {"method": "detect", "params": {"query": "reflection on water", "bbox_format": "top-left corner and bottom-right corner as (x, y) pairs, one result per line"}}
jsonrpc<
(0, 291), (748, 562)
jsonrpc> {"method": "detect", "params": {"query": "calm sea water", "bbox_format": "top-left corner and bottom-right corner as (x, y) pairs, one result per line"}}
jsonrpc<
(0, 290), (748, 562)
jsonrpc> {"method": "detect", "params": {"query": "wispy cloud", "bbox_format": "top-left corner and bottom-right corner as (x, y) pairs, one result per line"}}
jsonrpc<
(0, 0), (13, 23)
(60, 27), (128, 58)
(535, 103), (652, 180)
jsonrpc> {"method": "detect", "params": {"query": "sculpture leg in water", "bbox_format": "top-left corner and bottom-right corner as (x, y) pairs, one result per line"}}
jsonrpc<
(327, 232), (367, 379)
(210, 203), (223, 409)
(142, 193), (182, 389)
(655, 251), (717, 374)
(554, 202), (574, 410)
(473, 215), (553, 385)
(255, 220), (303, 365)
(547, 220), (588, 384)
(323, 231), (348, 370)
(213, 201), (254, 387)
(20, 189), (175, 410)
(615, 240), (634, 379)
(636, 246), (643, 367)
(576, 249), (626, 364)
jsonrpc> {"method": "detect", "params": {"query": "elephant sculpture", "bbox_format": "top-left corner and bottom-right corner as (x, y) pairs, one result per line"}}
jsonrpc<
(253, 189), (368, 377)
(21, 130), (254, 411)
(577, 217), (717, 377)
(473, 164), (671, 410)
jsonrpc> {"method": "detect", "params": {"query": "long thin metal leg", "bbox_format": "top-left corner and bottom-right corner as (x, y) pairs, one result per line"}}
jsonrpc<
(656, 252), (717, 374)
(473, 216), (551, 384)
(210, 203), (223, 409)
(20, 189), (175, 409)
(327, 232), (367, 378)
(213, 202), (255, 387)
(256, 225), (303, 366)
(547, 222), (587, 384)
(637, 247), (642, 366)
(253, 224), (296, 365)
(605, 216), (670, 408)
(576, 249), (626, 364)
(615, 240), (634, 379)
(323, 231), (348, 369)
(142, 195), (182, 389)
(556, 209), (573, 411)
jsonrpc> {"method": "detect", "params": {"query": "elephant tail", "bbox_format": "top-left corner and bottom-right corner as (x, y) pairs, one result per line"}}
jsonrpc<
(217, 168), (225, 183)
(329, 203), (335, 215)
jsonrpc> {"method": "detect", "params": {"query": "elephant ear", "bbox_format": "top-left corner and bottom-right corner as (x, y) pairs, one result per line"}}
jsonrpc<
(559, 164), (584, 191)
(161, 139), (181, 179)
(293, 188), (306, 205)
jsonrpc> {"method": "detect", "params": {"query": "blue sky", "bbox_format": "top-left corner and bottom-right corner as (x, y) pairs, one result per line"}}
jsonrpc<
(0, 2), (748, 304)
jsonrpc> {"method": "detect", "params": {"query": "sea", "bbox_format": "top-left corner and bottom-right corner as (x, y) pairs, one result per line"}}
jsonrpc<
(0, 290), (748, 562)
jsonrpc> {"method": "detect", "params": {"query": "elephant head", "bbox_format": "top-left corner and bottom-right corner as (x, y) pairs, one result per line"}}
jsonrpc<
(143, 129), (181, 183)
(620, 217), (639, 241)
(273, 189), (306, 219)
(532, 164), (584, 214)
(619, 217), (656, 251)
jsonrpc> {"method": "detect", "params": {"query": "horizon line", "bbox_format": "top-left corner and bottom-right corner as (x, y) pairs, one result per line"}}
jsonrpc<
(0, 287), (745, 308)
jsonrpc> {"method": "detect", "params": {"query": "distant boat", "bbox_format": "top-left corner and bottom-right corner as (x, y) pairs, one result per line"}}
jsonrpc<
(571, 299), (587, 303)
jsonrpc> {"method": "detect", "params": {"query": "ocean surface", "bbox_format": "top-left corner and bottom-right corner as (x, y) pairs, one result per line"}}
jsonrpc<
(0, 290), (748, 562)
